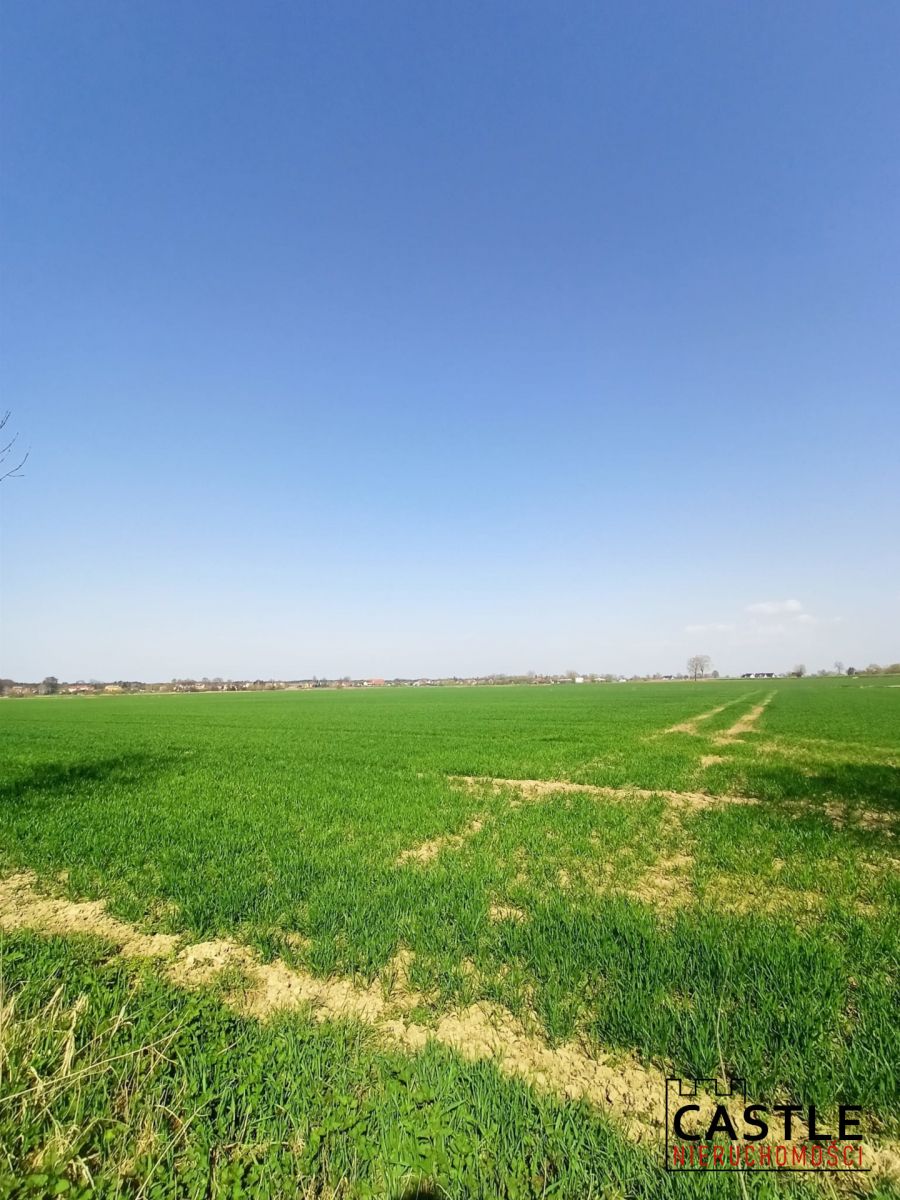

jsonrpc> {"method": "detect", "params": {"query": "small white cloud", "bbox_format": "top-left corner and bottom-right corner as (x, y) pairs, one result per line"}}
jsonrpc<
(746, 599), (804, 616)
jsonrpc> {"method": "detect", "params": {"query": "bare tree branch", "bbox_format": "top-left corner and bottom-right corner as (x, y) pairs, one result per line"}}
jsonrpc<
(0, 411), (29, 482)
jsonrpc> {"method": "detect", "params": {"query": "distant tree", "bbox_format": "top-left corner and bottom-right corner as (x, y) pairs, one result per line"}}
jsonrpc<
(791, 664), (806, 678)
(0, 411), (29, 482)
(39, 676), (59, 695)
(846, 666), (856, 676)
(711, 669), (720, 679)
(834, 661), (844, 675)
(687, 654), (711, 681)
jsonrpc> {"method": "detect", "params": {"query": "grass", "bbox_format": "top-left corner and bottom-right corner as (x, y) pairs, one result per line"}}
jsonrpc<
(0, 933), (834, 1200)
(1, 679), (898, 1196)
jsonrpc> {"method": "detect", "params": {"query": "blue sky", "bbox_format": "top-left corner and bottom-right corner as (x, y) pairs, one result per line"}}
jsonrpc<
(2, 1), (898, 680)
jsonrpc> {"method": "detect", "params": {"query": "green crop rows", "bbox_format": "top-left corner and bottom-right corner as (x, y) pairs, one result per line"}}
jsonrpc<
(1, 680), (898, 1197)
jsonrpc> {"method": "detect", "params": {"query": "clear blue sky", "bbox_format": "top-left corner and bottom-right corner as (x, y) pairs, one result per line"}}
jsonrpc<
(2, 1), (898, 680)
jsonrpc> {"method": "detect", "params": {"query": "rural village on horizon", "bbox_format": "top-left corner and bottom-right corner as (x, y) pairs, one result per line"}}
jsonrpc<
(4, 660), (900, 698)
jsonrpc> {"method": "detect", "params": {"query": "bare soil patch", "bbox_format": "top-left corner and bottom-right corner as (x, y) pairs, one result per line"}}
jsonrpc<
(451, 775), (757, 813)
(713, 692), (775, 744)
(627, 853), (695, 910)
(821, 803), (897, 836)
(699, 754), (726, 768)
(0, 874), (179, 958)
(395, 816), (485, 865)
(706, 879), (825, 923)
(570, 851), (696, 914)
(433, 1001), (665, 1141)
(703, 876), (883, 926)
(488, 902), (527, 924)
(380, 947), (436, 1012)
(282, 931), (312, 953)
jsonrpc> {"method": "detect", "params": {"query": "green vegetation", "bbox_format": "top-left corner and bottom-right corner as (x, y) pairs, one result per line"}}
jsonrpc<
(1, 680), (898, 1196)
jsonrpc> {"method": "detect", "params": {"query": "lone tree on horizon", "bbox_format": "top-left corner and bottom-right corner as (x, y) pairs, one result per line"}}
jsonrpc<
(688, 654), (711, 681)
(0, 411), (29, 482)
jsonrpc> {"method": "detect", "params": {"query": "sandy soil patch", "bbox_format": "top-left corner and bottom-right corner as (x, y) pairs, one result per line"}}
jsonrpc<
(700, 754), (726, 768)
(570, 851), (695, 914)
(380, 947), (436, 1012)
(0, 874), (179, 958)
(395, 815), (485, 865)
(821, 803), (897, 836)
(451, 775), (757, 813)
(433, 1001), (665, 1140)
(707, 880), (825, 921)
(282, 931), (312, 953)
(713, 693), (775, 744)
(704, 877), (882, 925)
(488, 902), (527, 923)
(627, 853), (695, 910)
(168, 939), (256, 986)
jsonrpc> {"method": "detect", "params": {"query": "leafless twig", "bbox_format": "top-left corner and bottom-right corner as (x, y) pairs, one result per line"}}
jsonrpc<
(0, 411), (29, 481)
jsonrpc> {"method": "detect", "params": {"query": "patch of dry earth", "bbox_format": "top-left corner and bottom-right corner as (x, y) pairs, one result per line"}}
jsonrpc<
(395, 816), (486, 865)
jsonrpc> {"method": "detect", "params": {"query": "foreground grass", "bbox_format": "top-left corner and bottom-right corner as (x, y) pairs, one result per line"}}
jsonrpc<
(0, 930), (833, 1200)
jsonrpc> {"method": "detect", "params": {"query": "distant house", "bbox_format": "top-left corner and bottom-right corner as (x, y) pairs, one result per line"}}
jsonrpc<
(103, 684), (124, 693)
(367, 678), (386, 687)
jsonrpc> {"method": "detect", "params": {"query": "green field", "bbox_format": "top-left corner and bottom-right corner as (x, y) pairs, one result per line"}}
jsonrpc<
(1, 681), (898, 1198)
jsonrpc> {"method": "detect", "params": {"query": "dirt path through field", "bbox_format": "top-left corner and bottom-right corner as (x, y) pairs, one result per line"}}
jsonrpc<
(713, 692), (776, 744)
(449, 775), (758, 812)
(448, 774), (893, 838)
(663, 692), (757, 736)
